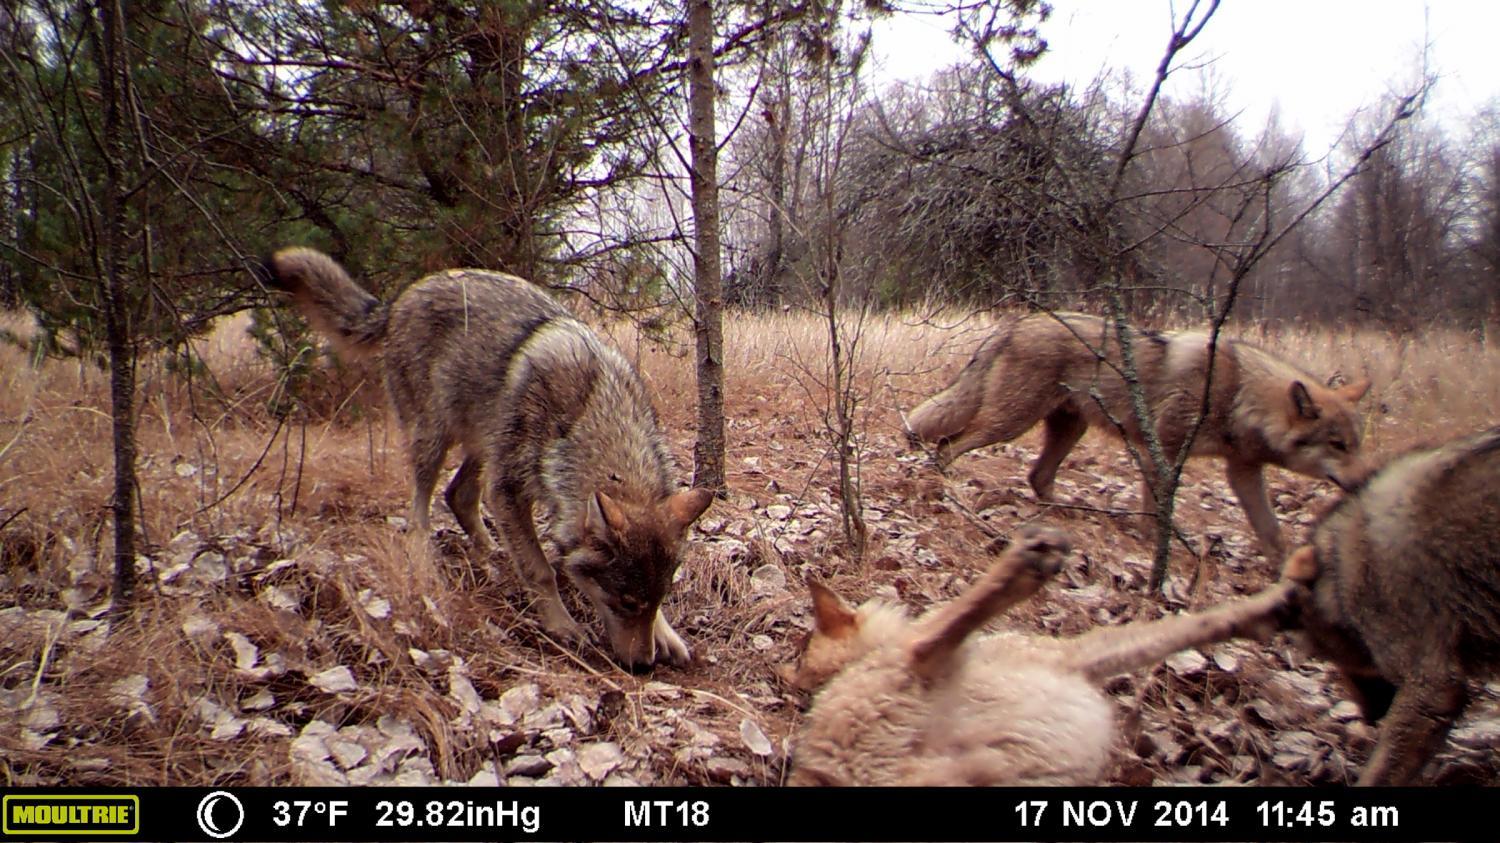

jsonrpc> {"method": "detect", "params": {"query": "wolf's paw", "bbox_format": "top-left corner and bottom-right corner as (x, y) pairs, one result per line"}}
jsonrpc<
(1006, 525), (1072, 578)
(539, 606), (587, 647)
(902, 427), (922, 450)
(928, 451), (952, 476)
(653, 619), (692, 667)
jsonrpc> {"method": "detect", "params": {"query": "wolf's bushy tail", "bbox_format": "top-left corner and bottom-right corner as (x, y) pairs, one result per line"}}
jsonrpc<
(261, 247), (388, 359)
(906, 322), (1013, 444)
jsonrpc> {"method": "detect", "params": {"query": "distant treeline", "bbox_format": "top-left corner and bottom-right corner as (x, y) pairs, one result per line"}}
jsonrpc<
(3, 1), (1496, 363)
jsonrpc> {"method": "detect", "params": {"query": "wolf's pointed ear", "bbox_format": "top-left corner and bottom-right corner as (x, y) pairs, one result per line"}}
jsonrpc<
(1289, 381), (1320, 420)
(664, 487), (714, 534)
(1338, 377), (1371, 403)
(807, 579), (858, 638)
(586, 490), (631, 538)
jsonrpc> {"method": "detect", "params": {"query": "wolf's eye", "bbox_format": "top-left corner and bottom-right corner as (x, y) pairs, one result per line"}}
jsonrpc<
(1329, 440), (1347, 452)
(618, 595), (644, 615)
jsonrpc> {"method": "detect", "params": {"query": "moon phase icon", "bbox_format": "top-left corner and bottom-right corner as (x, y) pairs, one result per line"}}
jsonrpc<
(196, 791), (245, 839)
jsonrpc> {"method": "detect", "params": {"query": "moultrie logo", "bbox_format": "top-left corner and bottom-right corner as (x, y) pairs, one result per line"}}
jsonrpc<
(2, 794), (139, 836)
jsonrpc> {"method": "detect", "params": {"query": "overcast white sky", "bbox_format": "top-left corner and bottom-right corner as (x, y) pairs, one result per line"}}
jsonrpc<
(869, 1), (1499, 155)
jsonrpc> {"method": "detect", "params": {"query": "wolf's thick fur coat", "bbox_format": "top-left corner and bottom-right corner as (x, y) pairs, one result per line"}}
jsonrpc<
(785, 527), (1302, 786)
(264, 248), (712, 669)
(907, 312), (1370, 557)
(1292, 425), (1500, 785)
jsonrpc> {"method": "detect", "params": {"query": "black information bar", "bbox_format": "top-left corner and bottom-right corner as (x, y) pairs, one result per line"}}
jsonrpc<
(0, 786), (1485, 842)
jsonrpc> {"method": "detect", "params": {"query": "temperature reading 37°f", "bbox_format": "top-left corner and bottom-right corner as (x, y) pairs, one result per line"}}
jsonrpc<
(272, 800), (348, 828)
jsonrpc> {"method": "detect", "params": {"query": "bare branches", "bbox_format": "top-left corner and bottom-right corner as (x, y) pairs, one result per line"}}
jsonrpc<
(905, 1), (1430, 589)
(1110, 0), (1221, 195)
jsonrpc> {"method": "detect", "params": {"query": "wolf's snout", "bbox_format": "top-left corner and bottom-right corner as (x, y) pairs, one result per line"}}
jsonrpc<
(614, 640), (656, 672)
(615, 643), (656, 673)
(603, 614), (659, 672)
(1328, 464), (1369, 492)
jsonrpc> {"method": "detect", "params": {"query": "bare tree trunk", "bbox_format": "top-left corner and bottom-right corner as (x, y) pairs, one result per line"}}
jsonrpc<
(99, 0), (138, 608)
(1096, 1), (1223, 589)
(818, 52), (866, 561)
(764, 86), (790, 306)
(824, 264), (867, 561)
(687, 0), (726, 493)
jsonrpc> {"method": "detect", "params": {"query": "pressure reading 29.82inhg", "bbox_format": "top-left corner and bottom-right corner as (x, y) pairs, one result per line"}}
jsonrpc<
(373, 798), (541, 833)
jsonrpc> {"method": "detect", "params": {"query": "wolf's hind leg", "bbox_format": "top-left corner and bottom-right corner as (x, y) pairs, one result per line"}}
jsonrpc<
(938, 389), (1063, 469)
(488, 489), (585, 644)
(444, 457), (496, 554)
(908, 527), (1070, 681)
(407, 433), (448, 537)
(930, 354), (1067, 470)
(1028, 406), (1088, 500)
(1068, 579), (1301, 683)
(1357, 673), (1466, 785)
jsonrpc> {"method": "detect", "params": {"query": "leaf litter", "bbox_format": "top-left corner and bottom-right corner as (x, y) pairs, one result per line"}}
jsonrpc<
(6, 404), (1500, 787)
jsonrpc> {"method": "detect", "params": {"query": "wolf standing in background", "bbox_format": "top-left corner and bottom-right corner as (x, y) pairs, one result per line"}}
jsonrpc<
(906, 312), (1370, 558)
(781, 526), (1304, 786)
(263, 248), (714, 670)
(1285, 426), (1500, 785)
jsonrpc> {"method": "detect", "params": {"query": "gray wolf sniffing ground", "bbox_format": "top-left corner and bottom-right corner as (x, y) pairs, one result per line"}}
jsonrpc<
(906, 312), (1370, 558)
(781, 526), (1303, 785)
(263, 248), (713, 670)
(1285, 425), (1500, 785)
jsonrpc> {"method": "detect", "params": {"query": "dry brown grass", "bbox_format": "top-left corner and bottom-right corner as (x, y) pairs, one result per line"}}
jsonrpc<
(1240, 322), (1500, 451)
(2, 306), (1497, 787)
(604, 308), (1500, 453)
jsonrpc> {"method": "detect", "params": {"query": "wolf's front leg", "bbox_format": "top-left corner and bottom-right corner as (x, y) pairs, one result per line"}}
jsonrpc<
(1358, 675), (1466, 785)
(489, 490), (586, 645)
(1225, 461), (1285, 559)
(653, 611), (691, 666)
